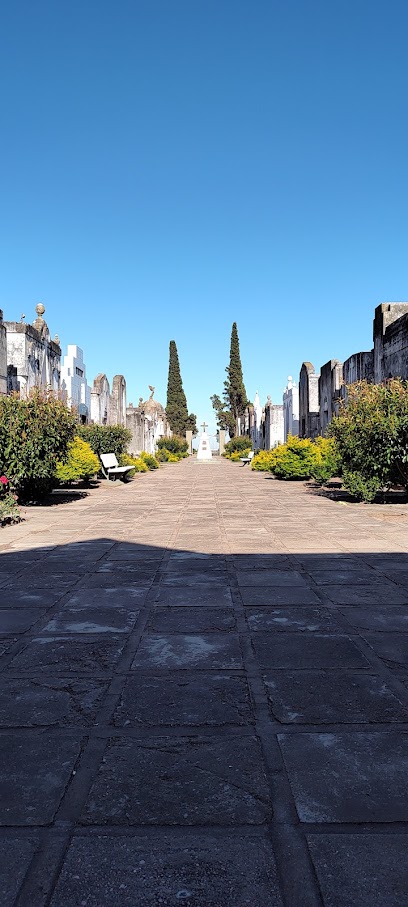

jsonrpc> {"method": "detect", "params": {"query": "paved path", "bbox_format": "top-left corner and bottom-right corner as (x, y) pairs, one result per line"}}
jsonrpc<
(1, 457), (408, 906)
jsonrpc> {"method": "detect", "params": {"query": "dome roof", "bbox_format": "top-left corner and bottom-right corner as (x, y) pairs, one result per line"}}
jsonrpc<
(140, 386), (165, 415)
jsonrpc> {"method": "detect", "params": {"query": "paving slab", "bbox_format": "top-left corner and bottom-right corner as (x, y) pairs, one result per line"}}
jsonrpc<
(113, 672), (254, 727)
(264, 671), (408, 723)
(252, 634), (369, 669)
(278, 731), (408, 822)
(50, 831), (283, 907)
(0, 836), (38, 907)
(307, 834), (408, 907)
(147, 607), (236, 632)
(0, 733), (81, 824)
(2, 457), (408, 905)
(132, 633), (243, 669)
(0, 676), (108, 726)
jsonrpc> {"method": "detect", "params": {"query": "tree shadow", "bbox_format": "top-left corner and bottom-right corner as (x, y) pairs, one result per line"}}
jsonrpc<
(1, 537), (408, 904)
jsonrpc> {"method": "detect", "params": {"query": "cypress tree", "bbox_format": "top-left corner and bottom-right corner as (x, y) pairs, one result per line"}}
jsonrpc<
(211, 322), (248, 437)
(166, 341), (197, 436)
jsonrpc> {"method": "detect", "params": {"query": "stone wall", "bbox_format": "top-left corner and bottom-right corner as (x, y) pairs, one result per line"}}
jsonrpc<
(299, 362), (320, 438)
(110, 375), (127, 426)
(319, 359), (343, 435)
(374, 303), (408, 383)
(264, 402), (284, 449)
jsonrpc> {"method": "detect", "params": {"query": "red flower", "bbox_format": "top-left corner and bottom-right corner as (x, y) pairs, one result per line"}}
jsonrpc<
(0, 476), (8, 485)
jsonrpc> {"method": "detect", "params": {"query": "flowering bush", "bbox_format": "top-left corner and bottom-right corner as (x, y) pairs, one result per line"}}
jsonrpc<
(0, 476), (21, 526)
(223, 437), (251, 459)
(251, 436), (340, 482)
(0, 390), (77, 501)
(156, 436), (188, 461)
(140, 451), (160, 469)
(119, 453), (148, 474)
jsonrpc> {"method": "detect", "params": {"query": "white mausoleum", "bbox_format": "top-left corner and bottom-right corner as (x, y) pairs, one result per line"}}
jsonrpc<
(283, 376), (300, 441)
(61, 345), (91, 423)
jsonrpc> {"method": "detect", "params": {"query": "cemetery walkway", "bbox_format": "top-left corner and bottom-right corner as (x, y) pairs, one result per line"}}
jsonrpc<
(1, 457), (408, 906)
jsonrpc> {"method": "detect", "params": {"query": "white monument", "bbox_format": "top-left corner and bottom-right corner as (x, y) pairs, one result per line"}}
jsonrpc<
(196, 421), (213, 460)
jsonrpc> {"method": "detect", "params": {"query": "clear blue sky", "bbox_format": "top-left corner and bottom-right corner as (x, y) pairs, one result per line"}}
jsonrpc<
(1, 1), (407, 434)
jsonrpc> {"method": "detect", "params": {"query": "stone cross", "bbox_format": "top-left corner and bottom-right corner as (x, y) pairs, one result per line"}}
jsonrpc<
(201, 422), (208, 432)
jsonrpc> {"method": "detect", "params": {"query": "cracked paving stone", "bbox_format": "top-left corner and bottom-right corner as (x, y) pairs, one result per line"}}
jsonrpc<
(81, 735), (272, 825)
(323, 584), (408, 605)
(364, 633), (408, 666)
(0, 677), (109, 726)
(0, 733), (81, 824)
(264, 671), (408, 723)
(50, 831), (283, 907)
(340, 604), (408, 631)
(252, 634), (369, 669)
(132, 633), (243, 669)
(279, 731), (408, 822)
(0, 836), (38, 906)
(7, 635), (127, 675)
(307, 834), (408, 907)
(113, 672), (254, 727)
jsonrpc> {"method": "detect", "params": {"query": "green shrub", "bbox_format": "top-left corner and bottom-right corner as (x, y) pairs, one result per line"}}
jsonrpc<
(156, 436), (188, 455)
(55, 437), (100, 484)
(251, 435), (339, 482)
(156, 436), (188, 461)
(119, 453), (148, 474)
(251, 450), (276, 471)
(342, 470), (381, 503)
(0, 390), (77, 501)
(223, 436), (251, 457)
(329, 379), (408, 501)
(140, 451), (160, 469)
(78, 424), (132, 459)
(228, 448), (251, 461)
(0, 477), (21, 525)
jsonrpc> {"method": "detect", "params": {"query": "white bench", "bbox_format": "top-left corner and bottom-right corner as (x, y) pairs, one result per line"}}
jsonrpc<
(100, 453), (134, 481)
(240, 450), (255, 466)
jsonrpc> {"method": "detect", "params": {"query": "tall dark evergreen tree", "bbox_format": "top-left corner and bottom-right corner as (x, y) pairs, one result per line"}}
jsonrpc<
(166, 341), (197, 436)
(211, 322), (248, 437)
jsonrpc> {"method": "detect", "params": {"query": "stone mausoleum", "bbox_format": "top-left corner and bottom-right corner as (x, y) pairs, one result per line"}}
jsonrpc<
(126, 387), (170, 455)
(3, 304), (61, 398)
(299, 301), (408, 437)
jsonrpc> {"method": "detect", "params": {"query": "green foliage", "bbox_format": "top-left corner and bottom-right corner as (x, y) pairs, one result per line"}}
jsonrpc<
(140, 451), (160, 469)
(0, 479), (22, 525)
(250, 435), (339, 482)
(166, 340), (197, 436)
(0, 390), (77, 501)
(310, 437), (342, 485)
(224, 436), (252, 455)
(55, 437), (100, 484)
(156, 436), (188, 461)
(251, 450), (276, 471)
(211, 322), (248, 437)
(119, 453), (148, 474)
(223, 436), (251, 460)
(329, 379), (408, 501)
(77, 424), (132, 459)
(342, 470), (381, 503)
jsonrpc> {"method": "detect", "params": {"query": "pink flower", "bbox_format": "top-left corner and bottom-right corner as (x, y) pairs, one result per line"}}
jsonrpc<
(0, 476), (8, 485)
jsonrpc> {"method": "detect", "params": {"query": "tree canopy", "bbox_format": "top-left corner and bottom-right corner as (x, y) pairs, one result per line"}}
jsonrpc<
(166, 340), (197, 436)
(211, 322), (248, 437)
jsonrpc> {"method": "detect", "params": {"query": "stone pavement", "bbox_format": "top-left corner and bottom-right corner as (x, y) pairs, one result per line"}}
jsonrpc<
(1, 458), (408, 905)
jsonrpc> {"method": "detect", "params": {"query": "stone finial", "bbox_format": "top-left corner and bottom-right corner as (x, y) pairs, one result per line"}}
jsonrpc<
(35, 303), (45, 319)
(54, 334), (60, 345)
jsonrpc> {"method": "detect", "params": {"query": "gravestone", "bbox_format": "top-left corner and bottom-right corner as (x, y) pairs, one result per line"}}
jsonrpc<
(196, 422), (213, 460)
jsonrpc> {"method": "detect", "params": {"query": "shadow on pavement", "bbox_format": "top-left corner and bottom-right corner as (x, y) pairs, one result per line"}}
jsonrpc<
(1, 538), (408, 906)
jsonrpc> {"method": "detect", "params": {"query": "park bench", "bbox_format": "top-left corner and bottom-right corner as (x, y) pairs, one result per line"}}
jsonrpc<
(240, 450), (255, 466)
(100, 453), (133, 481)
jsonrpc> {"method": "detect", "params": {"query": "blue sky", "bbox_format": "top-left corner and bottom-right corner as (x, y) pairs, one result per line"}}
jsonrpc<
(1, 0), (407, 434)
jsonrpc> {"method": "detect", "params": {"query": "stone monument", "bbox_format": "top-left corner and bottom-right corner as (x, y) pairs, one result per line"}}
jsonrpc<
(196, 422), (213, 460)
